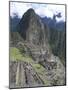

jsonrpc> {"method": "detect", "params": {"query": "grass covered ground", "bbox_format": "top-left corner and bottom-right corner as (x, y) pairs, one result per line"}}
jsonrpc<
(10, 47), (34, 63)
(10, 47), (59, 86)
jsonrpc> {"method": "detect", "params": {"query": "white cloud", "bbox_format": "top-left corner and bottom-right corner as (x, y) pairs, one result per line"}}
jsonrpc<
(47, 5), (65, 21)
(35, 4), (65, 21)
(10, 2), (32, 18)
(35, 6), (53, 18)
(10, 2), (65, 22)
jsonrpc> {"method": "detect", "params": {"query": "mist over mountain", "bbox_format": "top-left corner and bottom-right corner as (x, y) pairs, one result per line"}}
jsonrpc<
(10, 12), (65, 32)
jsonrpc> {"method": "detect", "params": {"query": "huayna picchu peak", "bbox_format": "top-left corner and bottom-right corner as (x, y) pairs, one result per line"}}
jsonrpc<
(10, 8), (66, 88)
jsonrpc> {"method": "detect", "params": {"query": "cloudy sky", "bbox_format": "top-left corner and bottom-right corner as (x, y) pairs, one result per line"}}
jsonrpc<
(10, 2), (65, 22)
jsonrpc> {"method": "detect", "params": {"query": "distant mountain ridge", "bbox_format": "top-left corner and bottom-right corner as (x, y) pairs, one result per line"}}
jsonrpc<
(42, 16), (66, 31)
(10, 13), (65, 32)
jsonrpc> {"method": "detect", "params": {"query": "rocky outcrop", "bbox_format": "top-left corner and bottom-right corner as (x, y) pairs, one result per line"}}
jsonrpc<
(18, 9), (49, 47)
(10, 8), (66, 88)
(9, 56), (65, 88)
(9, 61), (44, 88)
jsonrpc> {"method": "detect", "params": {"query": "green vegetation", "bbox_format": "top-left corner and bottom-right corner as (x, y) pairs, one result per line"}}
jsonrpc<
(32, 63), (50, 85)
(10, 47), (34, 63)
(49, 28), (65, 65)
(10, 47), (22, 61)
(32, 63), (45, 74)
(10, 47), (50, 85)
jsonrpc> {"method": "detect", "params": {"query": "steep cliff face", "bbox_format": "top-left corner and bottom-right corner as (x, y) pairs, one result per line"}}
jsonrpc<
(17, 8), (51, 62)
(17, 9), (49, 47)
(10, 8), (66, 88)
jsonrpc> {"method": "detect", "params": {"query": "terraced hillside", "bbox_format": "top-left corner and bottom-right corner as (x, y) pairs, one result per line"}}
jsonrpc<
(9, 8), (66, 88)
(9, 44), (65, 88)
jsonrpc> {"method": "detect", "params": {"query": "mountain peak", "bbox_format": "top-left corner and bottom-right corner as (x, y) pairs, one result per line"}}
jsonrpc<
(23, 8), (36, 18)
(17, 8), (49, 49)
(26, 8), (35, 13)
(21, 8), (35, 18)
